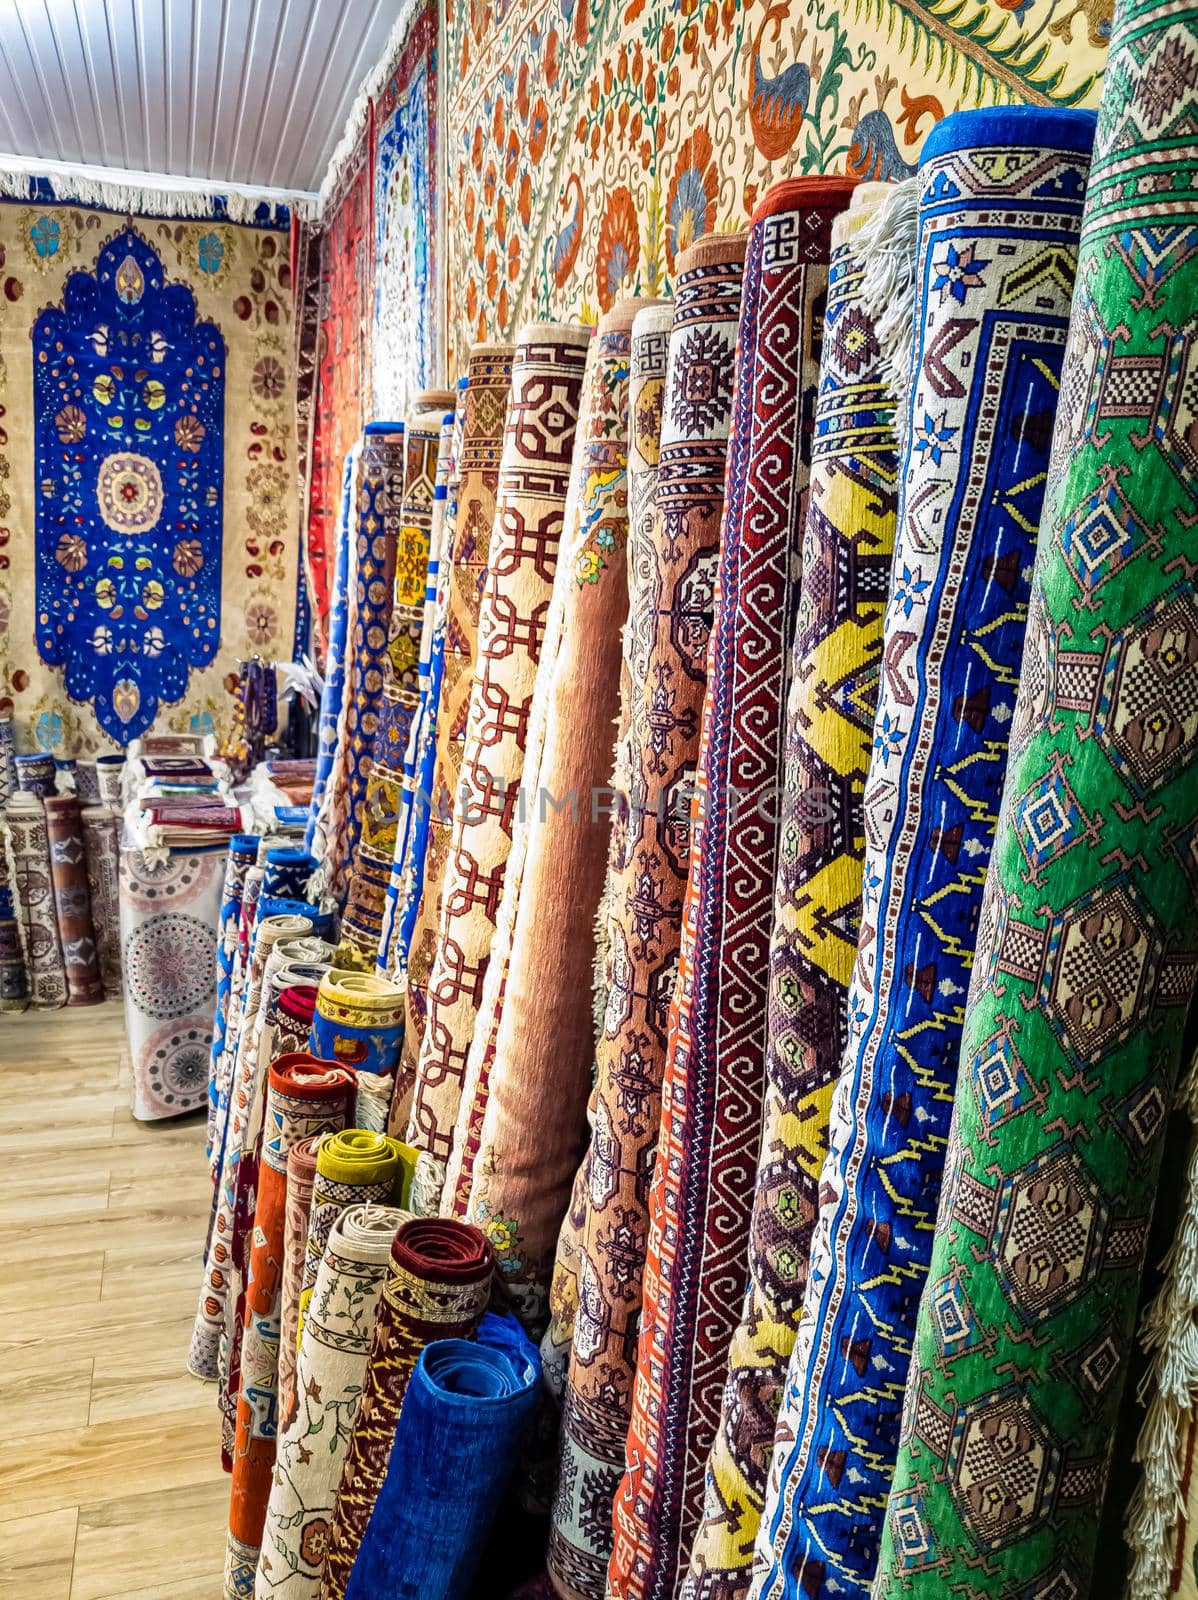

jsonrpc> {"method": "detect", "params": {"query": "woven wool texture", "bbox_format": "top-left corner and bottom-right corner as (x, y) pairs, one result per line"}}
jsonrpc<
(339, 414), (443, 964)
(257, 1204), (409, 1600)
(225, 1061), (357, 1600)
(6, 793), (67, 1008)
(326, 425), (406, 909)
(276, 1133), (322, 1427)
(310, 971), (406, 1077)
(617, 180), (854, 1600)
(460, 302), (639, 1326)
(296, 1130), (409, 1344)
(379, 391), (464, 984)
(190, 914), (316, 1385)
(394, 346), (513, 1135)
(43, 793), (104, 1004)
(577, 232), (740, 1600)
(119, 847), (224, 1122)
(307, 450), (360, 854)
(208, 836), (259, 1153)
(79, 804), (122, 999)
(684, 183), (898, 1600)
(0, 842), (26, 1011)
(751, 109), (1095, 1600)
(873, 15), (1198, 1595)
(406, 325), (590, 1208)
(318, 1218), (494, 1600)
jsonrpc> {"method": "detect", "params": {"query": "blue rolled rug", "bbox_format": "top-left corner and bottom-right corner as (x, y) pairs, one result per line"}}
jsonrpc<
(344, 1311), (540, 1600)
(257, 896), (335, 945)
(262, 847), (319, 901)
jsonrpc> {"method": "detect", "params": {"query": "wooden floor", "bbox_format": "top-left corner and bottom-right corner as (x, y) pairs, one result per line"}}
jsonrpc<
(0, 1001), (227, 1599)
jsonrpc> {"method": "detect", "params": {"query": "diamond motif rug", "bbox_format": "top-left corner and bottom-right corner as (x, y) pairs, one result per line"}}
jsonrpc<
(683, 182), (896, 1600)
(395, 347), (513, 1135)
(752, 104), (1097, 1600)
(873, 20), (1198, 1598)
(44, 794), (104, 1005)
(458, 300), (640, 1324)
(406, 325), (589, 1209)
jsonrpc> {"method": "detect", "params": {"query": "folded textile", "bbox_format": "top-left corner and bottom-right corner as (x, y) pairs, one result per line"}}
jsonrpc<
(297, 1130), (412, 1345)
(6, 793), (66, 1009)
(120, 846), (224, 1120)
(379, 383), (467, 986)
(326, 424), (406, 907)
(684, 183), (896, 1598)
(311, 971), (405, 1076)
(307, 449), (362, 855)
(80, 803), (123, 999)
(873, 51), (1198, 1600)
(339, 413), (444, 967)
(226, 1059), (359, 1600)
(458, 300), (641, 1319)
(318, 1217), (494, 1600)
(191, 914), (317, 1384)
(43, 793), (104, 1005)
(393, 345), (513, 1126)
(257, 1203), (407, 1600)
(345, 1312), (541, 1600)
(407, 323), (590, 1203)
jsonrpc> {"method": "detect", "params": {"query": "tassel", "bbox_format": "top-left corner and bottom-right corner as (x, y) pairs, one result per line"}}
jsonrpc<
(856, 176), (919, 455)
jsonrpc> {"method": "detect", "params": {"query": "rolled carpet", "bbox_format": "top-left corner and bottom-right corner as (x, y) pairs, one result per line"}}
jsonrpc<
(257, 896), (335, 945)
(226, 1058), (358, 1600)
(257, 1203), (409, 1600)
(873, 24), (1198, 1599)
(275, 985), (320, 1058)
(344, 1312), (541, 1600)
(457, 299), (640, 1310)
(605, 191), (837, 1599)
(6, 793), (67, 1008)
(750, 107), (1097, 1600)
(406, 324), (590, 1206)
(263, 848), (319, 901)
(0, 716), (14, 804)
(190, 914), (316, 1384)
(392, 347), (513, 1127)
(338, 412), (444, 966)
(548, 267), (735, 1598)
(324, 423), (405, 908)
(80, 804), (124, 1001)
(0, 842), (28, 1011)
(96, 753), (125, 805)
(44, 794), (104, 1005)
(379, 384), (467, 985)
(297, 1130), (412, 1344)
(277, 1133), (322, 1427)
(680, 181), (896, 1600)
(75, 758), (101, 804)
(15, 752), (55, 795)
(311, 971), (405, 1076)
(318, 1217), (494, 1600)
(119, 846), (225, 1120)
(350, 1071), (394, 1134)
(307, 447), (362, 855)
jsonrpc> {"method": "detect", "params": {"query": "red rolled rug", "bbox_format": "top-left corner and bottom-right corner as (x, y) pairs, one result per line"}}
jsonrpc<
(43, 794), (104, 1005)
(226, 1056), (358, 1598)
(277, 1133), (322, 1426)
(317, 1217), (494, 1600)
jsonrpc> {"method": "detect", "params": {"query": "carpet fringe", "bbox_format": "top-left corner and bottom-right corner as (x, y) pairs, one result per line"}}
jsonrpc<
(1125, 1044), (1198, 1599)
(856, 176), (919, 454)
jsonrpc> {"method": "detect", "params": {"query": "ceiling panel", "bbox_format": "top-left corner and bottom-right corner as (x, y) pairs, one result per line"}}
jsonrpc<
(0, 0), (401, 197)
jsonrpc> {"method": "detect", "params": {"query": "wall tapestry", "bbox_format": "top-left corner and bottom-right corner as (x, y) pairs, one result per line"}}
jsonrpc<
(443, 0), (1110, 367)
(306, 130), (373, 638)
(2, 198), (299, 754)
(372, 0), (440, 423)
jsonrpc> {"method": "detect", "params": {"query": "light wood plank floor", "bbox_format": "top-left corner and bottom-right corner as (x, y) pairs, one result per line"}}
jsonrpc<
(0, 1001), (227, 1599)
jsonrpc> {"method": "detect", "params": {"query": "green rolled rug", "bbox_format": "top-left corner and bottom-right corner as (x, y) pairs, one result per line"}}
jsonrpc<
(874, 0), (1198, 1594)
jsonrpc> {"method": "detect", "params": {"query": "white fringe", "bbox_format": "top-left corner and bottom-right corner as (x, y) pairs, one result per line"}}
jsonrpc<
(0, 153), (314, 223)
(317, 0), (424, 212)
(855, 176), (920, 454)
(1125, 1046), (1198, 1599)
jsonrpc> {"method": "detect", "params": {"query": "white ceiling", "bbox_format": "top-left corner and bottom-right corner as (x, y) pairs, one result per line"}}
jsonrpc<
(0, 0), (402, 198)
